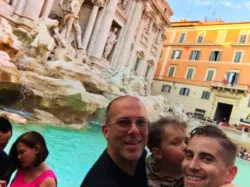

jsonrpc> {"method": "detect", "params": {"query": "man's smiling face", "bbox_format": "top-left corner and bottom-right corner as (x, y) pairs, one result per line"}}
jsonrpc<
(182, 136), (236, 187)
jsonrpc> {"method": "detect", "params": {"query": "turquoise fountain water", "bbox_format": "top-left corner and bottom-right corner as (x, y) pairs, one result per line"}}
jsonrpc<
(4, 124), (249, 187)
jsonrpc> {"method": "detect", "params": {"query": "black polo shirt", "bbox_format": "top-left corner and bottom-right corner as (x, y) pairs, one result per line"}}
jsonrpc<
(81, 149), (148, 187)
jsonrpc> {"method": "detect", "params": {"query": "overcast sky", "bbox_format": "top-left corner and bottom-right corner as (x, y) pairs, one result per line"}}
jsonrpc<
(167, 0), (250, 22)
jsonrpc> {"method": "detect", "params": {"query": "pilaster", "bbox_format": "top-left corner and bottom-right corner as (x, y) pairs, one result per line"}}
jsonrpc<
(90, 0), (119, 58)
(82, 0), (107, 50)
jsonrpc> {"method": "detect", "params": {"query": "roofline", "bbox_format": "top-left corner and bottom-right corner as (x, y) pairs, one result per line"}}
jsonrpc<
(170, 20), (250, 27)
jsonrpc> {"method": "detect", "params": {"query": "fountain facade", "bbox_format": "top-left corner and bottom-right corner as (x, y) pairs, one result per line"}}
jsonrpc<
(0, 0), (173, 127)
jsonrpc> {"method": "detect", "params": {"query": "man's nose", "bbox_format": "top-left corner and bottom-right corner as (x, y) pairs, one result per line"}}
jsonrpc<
(127, 121), (140, 134)
(188, 157), (201, 170)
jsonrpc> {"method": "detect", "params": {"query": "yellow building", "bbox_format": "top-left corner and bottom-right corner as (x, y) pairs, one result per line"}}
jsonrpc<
(153, 19), (250, 126)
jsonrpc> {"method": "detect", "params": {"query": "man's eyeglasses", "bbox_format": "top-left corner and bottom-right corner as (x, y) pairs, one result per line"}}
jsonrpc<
(108, 118), (149, 132)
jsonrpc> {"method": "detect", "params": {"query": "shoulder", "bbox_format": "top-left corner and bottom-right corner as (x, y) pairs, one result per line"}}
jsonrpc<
(81, 151), (116, 186)
(39, 177), (57, 187)
(35, 169), (57, 187)
(0, 151), (8, 160)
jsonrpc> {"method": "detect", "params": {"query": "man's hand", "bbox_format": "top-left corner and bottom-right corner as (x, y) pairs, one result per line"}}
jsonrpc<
(0, 180), (6, 187)
(219, 184), (238, 187)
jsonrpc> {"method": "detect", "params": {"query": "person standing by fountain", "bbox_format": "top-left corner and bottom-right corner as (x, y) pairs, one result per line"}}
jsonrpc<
(0, 117), (16, 186)
(81, 96), (149, 187)
(9, 131), (57, 187)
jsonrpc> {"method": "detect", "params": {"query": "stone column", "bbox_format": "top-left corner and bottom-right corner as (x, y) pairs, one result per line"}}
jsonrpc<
(113, 0), (144, 69)
(40, 0), (55, 18)
(22, 0), (45, 20)
(12, 0), (26, 16)
(91, 0), (119, 58)
(87, 8), (105, 55)
(82, 0), (106, 50)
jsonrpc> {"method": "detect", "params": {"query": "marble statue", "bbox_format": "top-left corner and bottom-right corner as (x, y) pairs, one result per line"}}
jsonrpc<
(111, 68), (130, 88)
(173, 103), (188, 122)
(59, 0), (84, 49)
(31, 18), (59, 51)
(144, 81), (151, 96)
(118, 0), (129, 10)
(103, 27), (118, 59)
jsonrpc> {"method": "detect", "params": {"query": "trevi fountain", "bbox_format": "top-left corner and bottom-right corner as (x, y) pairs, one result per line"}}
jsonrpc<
(0, 0), (184, 127)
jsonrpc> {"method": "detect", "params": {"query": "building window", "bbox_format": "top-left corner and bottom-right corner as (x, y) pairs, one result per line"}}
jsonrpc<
(197, 32), (205, 43)
(178, 33), (185, 43)
(179, 88), (190, 96)
(216, 31), (227, 43)
(201, 91), (210, 100)
(145, 65), (151, 78)
(171, 50), (182, 59)
(209, 51), (221, 61)
(189, 50), (200, 60)
(233, 51), (242, 63)
(186, 68), (194, 79)
(134, 58), (140, 73)
(239, 34), (247, 43)
(205, 69), (215, 81)
(194, 108), (206, 118)
(161, 85), (171, 93)
(168, 66), (175, 77)
(248, 99), (250, 107)
(226, 72), (239, 85)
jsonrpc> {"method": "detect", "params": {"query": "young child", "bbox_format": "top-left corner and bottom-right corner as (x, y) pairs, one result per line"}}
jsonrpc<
(146, 117), (187, 187)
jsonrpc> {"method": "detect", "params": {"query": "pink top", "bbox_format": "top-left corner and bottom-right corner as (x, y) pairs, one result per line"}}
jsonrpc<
(10, 169), (57, 187)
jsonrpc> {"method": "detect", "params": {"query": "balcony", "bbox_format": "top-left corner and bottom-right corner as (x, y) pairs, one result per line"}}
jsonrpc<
(211, 81), (248, 92)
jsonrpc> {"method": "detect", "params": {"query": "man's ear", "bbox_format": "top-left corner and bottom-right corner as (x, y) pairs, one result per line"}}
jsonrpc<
(102, 124), (109, 139)
(225, 165), (237, 183)
(151, 147), (163, 159)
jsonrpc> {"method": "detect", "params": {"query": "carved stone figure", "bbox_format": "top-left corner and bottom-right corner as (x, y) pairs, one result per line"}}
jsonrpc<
(59, 0), (84, 49)
(173, 103), (188, 122)
(143, 17), (151, 33)
(103, 27), (118, 59)
(118, 0), (129, 10)
(111, 68), (130, 88)
(31, 18), (59, 51)
(144, 81), (151, 96)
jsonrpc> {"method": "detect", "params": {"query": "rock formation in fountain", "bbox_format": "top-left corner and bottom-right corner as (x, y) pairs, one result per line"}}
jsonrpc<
(0, 0), (174, 128)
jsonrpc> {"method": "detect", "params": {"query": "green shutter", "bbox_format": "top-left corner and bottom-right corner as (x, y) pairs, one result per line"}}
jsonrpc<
(209, 51), (215, 61)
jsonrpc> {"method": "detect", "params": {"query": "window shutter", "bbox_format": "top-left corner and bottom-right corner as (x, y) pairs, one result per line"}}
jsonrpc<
(196, 51), (201, 60)
(209, 52), (215, 61)
(217, 51), (222, 61)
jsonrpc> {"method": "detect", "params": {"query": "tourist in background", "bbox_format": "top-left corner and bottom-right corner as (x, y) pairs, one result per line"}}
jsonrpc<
(146, 117), (187, 187)
(81, 96), (149, 187)
(182, 125), (237, 187)
(9, 131), (57, 187)
(218, 118), (229, 127)
(0, 117), (16, 186)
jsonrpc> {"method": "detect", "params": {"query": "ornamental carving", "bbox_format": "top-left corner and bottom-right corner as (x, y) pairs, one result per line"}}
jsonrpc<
(154, 16), (162, 29)
(91, 0), (107, 7)
(143, 1), (154, 18)
(118, 0), (129, 11)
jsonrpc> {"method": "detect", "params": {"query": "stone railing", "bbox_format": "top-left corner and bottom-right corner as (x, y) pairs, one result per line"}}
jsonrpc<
(211, 81), (248, 92)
